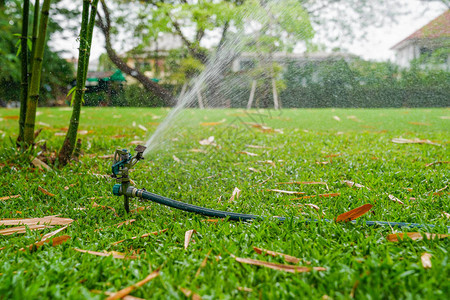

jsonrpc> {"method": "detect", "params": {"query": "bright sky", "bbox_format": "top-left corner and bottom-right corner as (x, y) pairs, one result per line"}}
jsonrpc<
(51, 1), (448, 64)
(344, 2), (448, 61)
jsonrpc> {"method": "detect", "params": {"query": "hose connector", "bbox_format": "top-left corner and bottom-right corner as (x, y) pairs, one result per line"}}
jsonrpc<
(112, 184), (122, 196)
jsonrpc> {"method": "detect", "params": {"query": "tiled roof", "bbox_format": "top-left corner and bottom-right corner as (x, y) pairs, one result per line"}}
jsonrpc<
(392, 10), (450, 49)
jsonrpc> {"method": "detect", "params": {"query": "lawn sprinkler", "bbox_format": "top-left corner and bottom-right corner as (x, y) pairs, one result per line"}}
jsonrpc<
(111, 146), (449, 232)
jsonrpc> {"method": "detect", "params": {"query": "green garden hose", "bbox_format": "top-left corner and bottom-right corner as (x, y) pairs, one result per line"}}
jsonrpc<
(114, 185), (449, 231)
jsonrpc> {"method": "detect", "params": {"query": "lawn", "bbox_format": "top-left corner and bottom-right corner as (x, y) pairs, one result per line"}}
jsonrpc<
(0, 107), (449, 299)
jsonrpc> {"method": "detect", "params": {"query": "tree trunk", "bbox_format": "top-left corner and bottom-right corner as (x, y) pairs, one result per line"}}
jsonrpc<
(178, 82), (188, 104)
(247, 80), (257, 109)
(58, 0), (97, 166)
(17, 0), (30, 144)
(97, 0), (175, 106)
(197, 90), (204, 109)
(272, 78), (279, 109)
(23, 0), (51, 145)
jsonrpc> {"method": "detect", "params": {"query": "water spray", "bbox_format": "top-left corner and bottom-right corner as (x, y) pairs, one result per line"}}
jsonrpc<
(111, 146), (449, 232)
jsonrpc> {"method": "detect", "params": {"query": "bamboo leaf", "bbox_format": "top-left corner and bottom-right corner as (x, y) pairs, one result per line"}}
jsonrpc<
(386, 232), (449, 242)
(335, 204), (373, 222)
(421, 253), (432, 269)
(41, 225), (70, 241)
(0, 225), (53, 236)
(184, 229), (196, 250)
(231, 254), (325, 273)
(21, 235), (71, 251)
(38, 186), (55, 197)
(73, 248), (137, 259)
(0, 216), (73, 226)
(266, 189), (305, 195)
(0, 195), (21, 201)
(111, 229), (168, 246)
(105, 270), (160, 300)
(228, 187), (241, 203)
(253, 246), (306, 264)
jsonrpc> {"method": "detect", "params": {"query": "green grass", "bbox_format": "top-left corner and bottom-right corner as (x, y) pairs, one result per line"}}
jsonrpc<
(0, 107), (449, 299)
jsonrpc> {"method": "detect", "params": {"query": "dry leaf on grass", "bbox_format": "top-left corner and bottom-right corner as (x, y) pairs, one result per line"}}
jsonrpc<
(425, 161), (449, 167)
(408, 122), (431, 126)
(184, 229), (196, 250)
(246, 145), (270, 149)
(41, 225), (70, 241)
(266, 189), (305, 195)
(442, 211), (450, 219)
(130, 206), (152, 213)
(391, 138), (440, 146)
(95, 219), (135, 232)
(74, 248), (137, 259)
(297, 203), (320, 211)
(238, 151), (259, 157)
(105, 270), (160, 300)
(92, 202), (119, 217)
(180, 287), (202, 300)
(0, 225), (53, 236)
(2, 115), (19, 120)
(324, 153), (341, 158)
(432, 185), (448, 196)
(350, 280), (359, 299)
(237, 287), (253, 292)
(20, 235), (71, 251)
(291, 193), (340, 200)
(138, 124), (147, 132)
(202, 219), (221, 223)
(199, 136), (216, 146)
(112, 229), (168, 246)
(38, 186), (55, 197)
(195, 249), (212, 278)
(386, 232), (449, 242)
(257, 160), (276, 167)
(342, 180), (369, 190)
(421, 253), (432, 269)
(200, 119), (226, 126)
(248, 167), (260, 173)
(231, 254), (325, 273)
(229, 187), (241, 203)
(0, 216), (73, 226)
(77, 130), (90, 135)
(278, 181), (328, 186)
(98, 291), (145, 300)
(253, 247), (308, 264)
(0, 195), (20, 201)
(172, 155), (183, 164)
(315, 161), (330, 165)
(388, 194), (404, 205)
(31, 157), (52, 171)
(335, 204), (373, 222)
(190, 149), (206, 153)
(333, 116), (341, 121)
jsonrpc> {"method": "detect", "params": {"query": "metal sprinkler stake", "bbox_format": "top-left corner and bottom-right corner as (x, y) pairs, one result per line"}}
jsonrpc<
(111, 145), (146, 212)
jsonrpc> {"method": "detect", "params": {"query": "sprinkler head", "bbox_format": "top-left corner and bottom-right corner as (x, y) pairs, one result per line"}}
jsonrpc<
(111, 144), (147, 213)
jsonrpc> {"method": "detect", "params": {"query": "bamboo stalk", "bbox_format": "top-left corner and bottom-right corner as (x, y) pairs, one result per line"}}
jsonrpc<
(29, 0), (40, 80)
(18, 0), (30, 144)
(83, 0), (99, 82)
(58, 0), (93, 165)
(23, 0), (51, 145)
